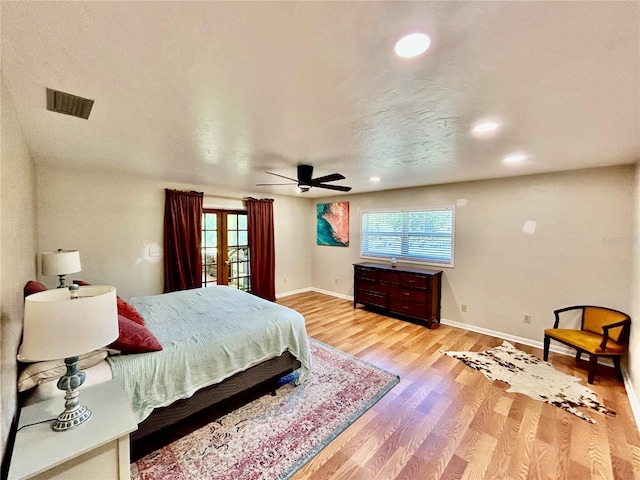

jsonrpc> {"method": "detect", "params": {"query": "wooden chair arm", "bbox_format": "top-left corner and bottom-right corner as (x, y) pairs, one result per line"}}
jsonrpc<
(599, 319), (631, 350)
(552, 306), (583, 329)
(602, 319), (631, 331)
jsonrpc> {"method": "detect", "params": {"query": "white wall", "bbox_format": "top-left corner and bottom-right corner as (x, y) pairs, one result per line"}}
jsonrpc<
(0, 75), (38, 464)
(311, 166), (635, 343)
(35, 165), (313, 299)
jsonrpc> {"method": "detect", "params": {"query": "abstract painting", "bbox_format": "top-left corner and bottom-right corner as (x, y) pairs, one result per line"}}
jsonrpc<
(317, 202), (349, 246)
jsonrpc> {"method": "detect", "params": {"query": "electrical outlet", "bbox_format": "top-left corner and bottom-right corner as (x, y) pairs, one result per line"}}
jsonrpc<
(461, 304), (468, 312)
(283, 278), (287, 284)
(335, 278), (339, 284)
(524, 314), (531, 323)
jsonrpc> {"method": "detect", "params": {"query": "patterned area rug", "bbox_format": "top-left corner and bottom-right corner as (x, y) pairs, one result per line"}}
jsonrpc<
(441, 341), (615, 423)
(131, 339), (399, 479)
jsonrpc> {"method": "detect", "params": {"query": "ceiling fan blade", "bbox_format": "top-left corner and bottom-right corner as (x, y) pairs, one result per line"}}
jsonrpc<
(314, 183), (352, 192)
(255, 182), (297, 186)
(311, 173), (345, 185)
(265, 171), (298, 182)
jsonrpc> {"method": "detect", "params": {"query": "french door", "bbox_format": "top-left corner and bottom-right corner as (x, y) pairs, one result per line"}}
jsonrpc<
(202, 209), (250, 291)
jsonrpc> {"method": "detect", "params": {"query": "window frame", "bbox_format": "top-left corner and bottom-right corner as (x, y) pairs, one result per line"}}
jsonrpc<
(359, 205), (456, 268)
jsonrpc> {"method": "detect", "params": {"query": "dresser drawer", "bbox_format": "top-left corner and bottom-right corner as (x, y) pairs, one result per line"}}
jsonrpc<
(389, 297), (427, 318)
(388, 286), (427, 304)
(400, 273), (428, 289)
(357, 281), (388, 296)
(356, 290), (387, 309)
(378, 271), (400, 285)
(355, 267), (377, 281)
(353, 263), (442, 328)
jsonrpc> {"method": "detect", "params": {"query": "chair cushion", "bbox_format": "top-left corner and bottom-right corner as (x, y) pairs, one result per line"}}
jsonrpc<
(583, 307), (627, 342)
(545, 328), (626, 355)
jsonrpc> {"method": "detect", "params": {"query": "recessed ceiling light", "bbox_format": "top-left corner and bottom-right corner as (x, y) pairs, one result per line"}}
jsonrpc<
(395, 33), (431, 58)
(504, 153), (527, 164)
(472, 121), (500, 133)
(369, 176), (381, 182)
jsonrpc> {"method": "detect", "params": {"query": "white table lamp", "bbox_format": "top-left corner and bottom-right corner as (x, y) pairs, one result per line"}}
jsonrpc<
(19, 285), (119, 431)
(41, 249), (81, 288)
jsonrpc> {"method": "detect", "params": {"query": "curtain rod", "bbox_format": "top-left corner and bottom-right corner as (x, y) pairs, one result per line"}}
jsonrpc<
(203, 194), (247, 202)
(203, 194), (274, 202)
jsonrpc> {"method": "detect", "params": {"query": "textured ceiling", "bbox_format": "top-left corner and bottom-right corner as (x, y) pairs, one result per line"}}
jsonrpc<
(2, 1), (639, 197)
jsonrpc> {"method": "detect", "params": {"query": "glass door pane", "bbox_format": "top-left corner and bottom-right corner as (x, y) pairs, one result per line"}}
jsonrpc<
(226, 213), (251, 292)
(202, 212), (218, 286)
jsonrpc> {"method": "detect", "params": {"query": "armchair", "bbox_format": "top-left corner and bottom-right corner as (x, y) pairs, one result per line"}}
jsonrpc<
(543, 305), (631, 384)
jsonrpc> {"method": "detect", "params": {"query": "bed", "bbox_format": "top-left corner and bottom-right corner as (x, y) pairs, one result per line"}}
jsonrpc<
(19, 285), (312, 443)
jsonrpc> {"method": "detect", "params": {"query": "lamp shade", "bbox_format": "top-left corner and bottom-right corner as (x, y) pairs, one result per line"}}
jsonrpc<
(19, 286), (119, 361)
(41, 250), (81, 276)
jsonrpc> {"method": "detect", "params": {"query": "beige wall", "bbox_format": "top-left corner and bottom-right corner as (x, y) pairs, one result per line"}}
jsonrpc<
(0, 76), (38, 463)
(8, 146), (640, 461)
(311, 166), (635, 343)
(35, 165), (313, 299)
(629, 164), (640, 407)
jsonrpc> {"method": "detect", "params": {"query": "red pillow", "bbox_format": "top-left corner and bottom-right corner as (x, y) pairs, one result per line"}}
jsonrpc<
(24, 281), (47, 297)
(74, 280), (146, 326)
(109, 315), (162, 353)
(116, 297), (146, 326)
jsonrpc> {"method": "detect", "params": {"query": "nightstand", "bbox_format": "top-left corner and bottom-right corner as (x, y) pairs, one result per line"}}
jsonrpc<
(8, 379), (137, 480)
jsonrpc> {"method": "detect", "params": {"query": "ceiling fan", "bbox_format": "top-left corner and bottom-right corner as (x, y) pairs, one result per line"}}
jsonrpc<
(256, 165), (352, 193)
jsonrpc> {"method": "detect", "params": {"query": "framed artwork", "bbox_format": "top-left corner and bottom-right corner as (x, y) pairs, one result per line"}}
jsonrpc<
(317, 202), (349, 246)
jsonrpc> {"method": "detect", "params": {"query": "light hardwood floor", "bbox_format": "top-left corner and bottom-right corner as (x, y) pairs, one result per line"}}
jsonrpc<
(278, 291), (640, 480)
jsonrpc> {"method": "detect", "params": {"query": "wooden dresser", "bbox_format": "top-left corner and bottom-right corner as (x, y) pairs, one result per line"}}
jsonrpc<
(353, 262), (443, 328)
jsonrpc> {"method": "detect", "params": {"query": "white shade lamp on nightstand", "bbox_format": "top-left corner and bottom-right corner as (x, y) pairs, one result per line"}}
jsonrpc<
(19, 285), (119, 431)
(41, 249), (82, 288)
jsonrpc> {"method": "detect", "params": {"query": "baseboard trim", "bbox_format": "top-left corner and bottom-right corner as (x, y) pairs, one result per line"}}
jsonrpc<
(276, 287), (352, 301)
(276, 287), (312, 299)
(277, 287), (640, 429)
(440, 318), (577, 357)
(309, 287), (353, 301)
(622, 367), (640, 431)
(279, 288), (603, 358)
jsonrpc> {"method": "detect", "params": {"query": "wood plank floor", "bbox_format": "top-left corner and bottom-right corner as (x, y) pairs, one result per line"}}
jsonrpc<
(278, 291), (640, 480)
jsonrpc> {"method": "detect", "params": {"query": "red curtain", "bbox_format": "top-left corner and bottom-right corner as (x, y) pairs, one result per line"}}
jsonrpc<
(246, 197), (276, 301)
(163, 189), (203, 293)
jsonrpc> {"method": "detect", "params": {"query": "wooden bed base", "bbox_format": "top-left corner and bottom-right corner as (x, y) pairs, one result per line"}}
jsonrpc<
(131, 351), (301, 443)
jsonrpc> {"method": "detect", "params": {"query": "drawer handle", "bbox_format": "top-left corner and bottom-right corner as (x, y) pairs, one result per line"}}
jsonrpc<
(403, 292), (410, 296)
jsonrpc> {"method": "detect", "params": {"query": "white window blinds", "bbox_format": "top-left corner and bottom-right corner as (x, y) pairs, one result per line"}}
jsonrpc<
(360, 206), (455, 267)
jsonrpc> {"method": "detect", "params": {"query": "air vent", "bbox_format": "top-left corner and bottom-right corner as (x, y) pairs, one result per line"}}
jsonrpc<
(46, 88), (94, 119)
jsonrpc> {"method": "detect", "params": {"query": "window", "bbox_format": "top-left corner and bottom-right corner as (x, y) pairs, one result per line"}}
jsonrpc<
(202, 210), (250, 291)
(360, 206), (455, 267)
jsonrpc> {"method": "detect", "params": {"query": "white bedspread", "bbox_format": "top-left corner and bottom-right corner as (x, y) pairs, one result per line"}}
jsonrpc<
(107, 286), (312, 423)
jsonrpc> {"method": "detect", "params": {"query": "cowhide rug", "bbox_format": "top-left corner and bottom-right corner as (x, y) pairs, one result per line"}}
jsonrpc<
(441, 341), (615, 423)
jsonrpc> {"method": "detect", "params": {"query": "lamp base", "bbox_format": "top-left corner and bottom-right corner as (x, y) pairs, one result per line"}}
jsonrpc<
(53, 404), (92, 432)
(56, 274), (67, 288)
(53, 356), (91, 432)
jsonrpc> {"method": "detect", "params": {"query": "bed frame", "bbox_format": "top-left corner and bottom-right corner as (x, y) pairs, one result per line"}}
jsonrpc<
(131, 351), (301, 442)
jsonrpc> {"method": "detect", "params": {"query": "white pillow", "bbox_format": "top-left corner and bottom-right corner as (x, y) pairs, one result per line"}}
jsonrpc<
(17, 350), (108, 392)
